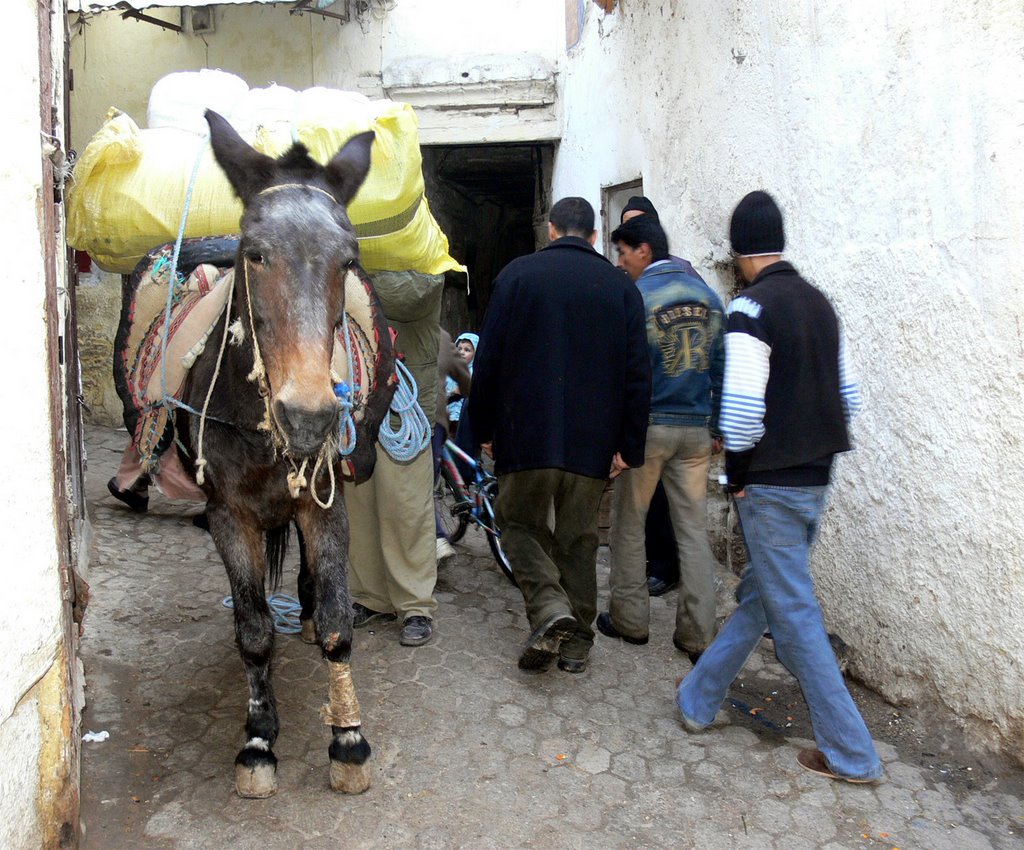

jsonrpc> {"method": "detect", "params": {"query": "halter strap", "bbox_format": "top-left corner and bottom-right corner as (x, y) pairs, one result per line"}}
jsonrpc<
(257, 183), (338, 204)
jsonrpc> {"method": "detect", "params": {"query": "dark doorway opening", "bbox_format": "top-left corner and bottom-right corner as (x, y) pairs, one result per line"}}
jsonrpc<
(422, 143), (554, 336)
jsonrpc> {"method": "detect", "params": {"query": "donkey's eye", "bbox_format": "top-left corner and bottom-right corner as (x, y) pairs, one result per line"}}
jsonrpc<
(246, 250), (265, 265)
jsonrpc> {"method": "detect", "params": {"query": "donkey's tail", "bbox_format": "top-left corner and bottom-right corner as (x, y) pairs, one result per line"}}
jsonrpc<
(265, 524), (291, 592)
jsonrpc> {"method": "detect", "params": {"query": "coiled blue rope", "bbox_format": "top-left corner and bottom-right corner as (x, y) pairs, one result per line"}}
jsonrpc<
(334, 311), (358, 457)
(377, 359), (431, 461)
(222, 593), (303, 635)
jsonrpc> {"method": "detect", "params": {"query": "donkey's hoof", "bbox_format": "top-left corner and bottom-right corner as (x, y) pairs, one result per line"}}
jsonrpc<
(330, 759), (372, 794)
(300, 619), (317, 644)
(234, 746), (278, 798)
(235, 761), (277, 798)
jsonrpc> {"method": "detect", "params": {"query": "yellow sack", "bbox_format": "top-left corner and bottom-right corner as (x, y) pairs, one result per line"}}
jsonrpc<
(66, 101), (462, 276)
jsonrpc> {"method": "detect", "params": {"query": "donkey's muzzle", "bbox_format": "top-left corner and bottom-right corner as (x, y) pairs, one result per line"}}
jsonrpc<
(274, 399), (337, 458)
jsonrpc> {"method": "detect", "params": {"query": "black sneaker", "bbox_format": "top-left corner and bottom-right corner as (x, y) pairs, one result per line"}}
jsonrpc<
(352, 602), (397, 629)
(399, 616), (433, 646)
(646, 576), (679, 597)
(518, 613), (577, 672)
(596, 612), (649, 645)
(107, 477), (149, 513)
(672, 634), (704, 666)
(557, 656), (588, 674)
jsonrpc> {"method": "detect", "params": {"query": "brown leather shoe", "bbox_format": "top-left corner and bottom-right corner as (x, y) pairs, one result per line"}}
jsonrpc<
(796, 748), (881, 784)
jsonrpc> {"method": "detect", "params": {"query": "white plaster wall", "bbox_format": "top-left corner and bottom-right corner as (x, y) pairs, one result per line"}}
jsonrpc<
(555, 0), (1024, 760)
(381, 0), (561, 69)
(70, 0), (563, 151)
(0, 0), (68, 844)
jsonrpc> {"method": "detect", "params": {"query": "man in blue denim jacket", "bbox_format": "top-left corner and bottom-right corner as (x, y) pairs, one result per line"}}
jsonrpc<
(598, 215), (725, 661)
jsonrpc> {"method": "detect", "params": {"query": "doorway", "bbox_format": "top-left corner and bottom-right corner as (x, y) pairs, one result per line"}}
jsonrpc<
(421, 143), (554, 335)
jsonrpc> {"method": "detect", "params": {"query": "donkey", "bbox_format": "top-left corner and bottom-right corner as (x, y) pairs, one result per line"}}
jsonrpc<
(176, 110), (381, 797)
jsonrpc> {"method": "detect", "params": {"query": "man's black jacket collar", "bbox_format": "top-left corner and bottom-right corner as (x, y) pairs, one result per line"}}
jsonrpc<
(746, 259), (796, 289)
(542, 235), (612, 263)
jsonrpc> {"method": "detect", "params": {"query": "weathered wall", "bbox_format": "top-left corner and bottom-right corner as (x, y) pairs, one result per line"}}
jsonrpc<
(1, 0), (76, 846)
(554, 0), (1024, 762)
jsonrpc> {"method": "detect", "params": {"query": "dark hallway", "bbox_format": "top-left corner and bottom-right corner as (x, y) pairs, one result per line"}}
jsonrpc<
(422, 143), (554, 336)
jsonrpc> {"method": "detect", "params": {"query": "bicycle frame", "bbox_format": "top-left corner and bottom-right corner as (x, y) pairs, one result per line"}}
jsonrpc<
(437, 439), (515, 585)
(440, 439), (500, 536)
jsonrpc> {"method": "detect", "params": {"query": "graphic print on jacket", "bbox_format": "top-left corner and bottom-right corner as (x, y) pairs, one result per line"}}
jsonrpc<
(654, 302), (713, 377)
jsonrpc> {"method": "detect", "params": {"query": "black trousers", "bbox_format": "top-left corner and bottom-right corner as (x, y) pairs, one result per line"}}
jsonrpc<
(645, 480), (680, 583)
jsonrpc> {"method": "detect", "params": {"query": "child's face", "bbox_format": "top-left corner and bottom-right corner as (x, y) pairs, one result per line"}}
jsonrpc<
(457, 341), (475, 363)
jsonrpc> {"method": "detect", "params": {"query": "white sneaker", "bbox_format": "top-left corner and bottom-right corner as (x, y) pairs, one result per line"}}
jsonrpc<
(435, 537), (457, 563)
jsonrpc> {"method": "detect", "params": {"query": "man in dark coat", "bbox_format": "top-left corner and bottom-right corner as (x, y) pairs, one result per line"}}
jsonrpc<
(467, 197), (651, 675)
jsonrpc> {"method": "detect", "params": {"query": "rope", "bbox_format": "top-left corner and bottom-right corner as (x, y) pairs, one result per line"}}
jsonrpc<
(193, 271), (236, 485)
(160, 133), (209, 412)
(222, 593), (303, 635)
(240, 258), (277, 439)
(333, 309), (358, 458)
(377, 359), (431, 461)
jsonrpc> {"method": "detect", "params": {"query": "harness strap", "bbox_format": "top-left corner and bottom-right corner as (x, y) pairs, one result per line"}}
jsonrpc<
(258, 183), (337, 204)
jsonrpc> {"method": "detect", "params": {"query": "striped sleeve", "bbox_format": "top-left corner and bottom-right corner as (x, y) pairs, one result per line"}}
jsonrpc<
(719, 328), (770, 452)
(838, 331), (863, 422)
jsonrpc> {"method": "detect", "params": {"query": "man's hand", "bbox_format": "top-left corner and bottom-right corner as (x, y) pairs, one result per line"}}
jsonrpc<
(609, 452), (630, 480)
(481, 441), (493, 460)
(711, 436), (724, 455)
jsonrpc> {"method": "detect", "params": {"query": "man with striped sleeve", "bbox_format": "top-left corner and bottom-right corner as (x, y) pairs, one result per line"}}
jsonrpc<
(675, 191), (883, 784)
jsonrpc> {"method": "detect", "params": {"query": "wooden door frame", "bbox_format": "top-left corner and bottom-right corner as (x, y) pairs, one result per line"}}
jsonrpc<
(39, 0), (84, 845)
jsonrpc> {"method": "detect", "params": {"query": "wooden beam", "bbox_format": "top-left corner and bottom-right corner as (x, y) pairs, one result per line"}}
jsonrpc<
(118, 6), (183, 34)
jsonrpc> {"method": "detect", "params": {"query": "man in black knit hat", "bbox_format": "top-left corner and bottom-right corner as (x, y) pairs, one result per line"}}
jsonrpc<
(676, 191), (883, 784)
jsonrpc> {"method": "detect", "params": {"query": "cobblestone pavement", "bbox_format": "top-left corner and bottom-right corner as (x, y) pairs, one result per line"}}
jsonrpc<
(80, 426), (1023, 850)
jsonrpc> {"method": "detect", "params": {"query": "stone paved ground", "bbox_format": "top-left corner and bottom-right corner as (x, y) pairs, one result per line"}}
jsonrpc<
(79, 426), (1023, 850)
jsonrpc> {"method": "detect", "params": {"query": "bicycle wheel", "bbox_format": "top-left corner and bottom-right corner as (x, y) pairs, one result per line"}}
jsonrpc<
(480, 479), (517, 586)
(436, 466), (470, 543)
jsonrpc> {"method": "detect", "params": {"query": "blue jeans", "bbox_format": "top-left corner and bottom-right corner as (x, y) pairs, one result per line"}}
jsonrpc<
(676, 484), (882, 781)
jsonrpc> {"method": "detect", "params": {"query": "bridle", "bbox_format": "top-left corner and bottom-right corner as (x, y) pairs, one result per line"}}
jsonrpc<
(195, 182), (350, 509)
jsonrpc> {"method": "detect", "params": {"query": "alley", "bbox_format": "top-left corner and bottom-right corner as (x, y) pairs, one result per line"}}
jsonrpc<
(80, 426), (1023, 850)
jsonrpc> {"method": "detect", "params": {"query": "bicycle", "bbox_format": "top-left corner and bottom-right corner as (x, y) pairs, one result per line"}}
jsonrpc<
(435, 439), (516, 585)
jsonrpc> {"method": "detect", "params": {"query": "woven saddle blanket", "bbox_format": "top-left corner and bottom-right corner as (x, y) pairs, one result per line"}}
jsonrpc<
(113, 236), (397, 483)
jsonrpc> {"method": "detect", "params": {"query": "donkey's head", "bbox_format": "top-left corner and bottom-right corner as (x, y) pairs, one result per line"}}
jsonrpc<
(205, 110), (374, 459)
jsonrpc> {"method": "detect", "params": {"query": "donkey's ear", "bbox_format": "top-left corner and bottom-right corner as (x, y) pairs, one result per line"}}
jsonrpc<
(205, 109), (276, 203)
(324, 131), (375, 207)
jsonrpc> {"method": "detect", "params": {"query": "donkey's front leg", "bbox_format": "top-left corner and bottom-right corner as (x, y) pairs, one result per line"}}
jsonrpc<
(210, 506), (281, 798)
(294, 525), (318, 644)
(296, 498), (372, 794)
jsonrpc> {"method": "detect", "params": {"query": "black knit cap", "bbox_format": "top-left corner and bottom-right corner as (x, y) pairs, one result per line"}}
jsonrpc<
(621, 195), (659, 222)
(729, 191), (785, 255)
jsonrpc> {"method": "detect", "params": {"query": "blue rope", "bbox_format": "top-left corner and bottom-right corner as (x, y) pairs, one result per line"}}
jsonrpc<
(333, 310), (358, 457)
(222, 593), (303, 635)
(160, 133), (211, 412)
(377, 359), (431, 462)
